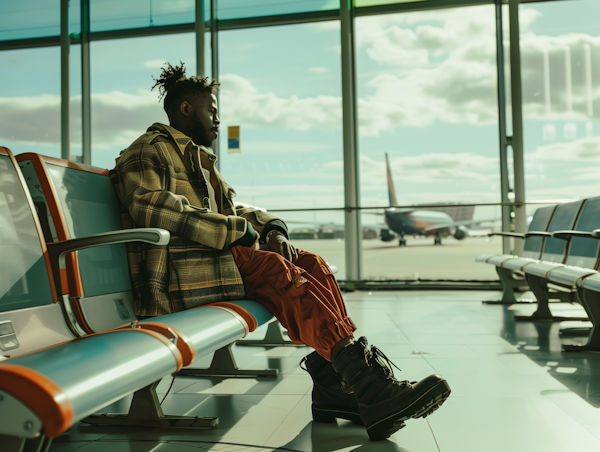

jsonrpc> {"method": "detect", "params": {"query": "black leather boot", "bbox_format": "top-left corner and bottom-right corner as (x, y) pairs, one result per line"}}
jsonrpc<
(332, 337), (451, 441)
(301, 351), (364, 425)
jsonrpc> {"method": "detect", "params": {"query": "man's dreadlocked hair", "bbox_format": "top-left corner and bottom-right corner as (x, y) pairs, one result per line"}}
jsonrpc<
(151, 61), (219, 118)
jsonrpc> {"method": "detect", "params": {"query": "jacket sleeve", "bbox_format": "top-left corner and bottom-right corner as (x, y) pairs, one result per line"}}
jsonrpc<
(234, 205), (289, 241)
(115, 143), (248, 250)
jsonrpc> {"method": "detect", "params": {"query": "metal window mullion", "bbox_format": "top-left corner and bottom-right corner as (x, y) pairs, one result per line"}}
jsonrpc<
(508, 0), (526, 252)
(196, 0), (205, 76)
(341, 1), (362, 281)
(495, 0), (510, 254)
(211, 0), (220, 170)
(82, 0), (91, 165)
(354, 0), (490, 17)
(61, 0), (70, 161)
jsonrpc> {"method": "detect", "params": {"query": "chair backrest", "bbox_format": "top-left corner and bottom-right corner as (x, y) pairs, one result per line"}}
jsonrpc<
(17, 154), (137, 334)
(521, 205), (556, 259)
(539, 200), (584, 263)
(0, 147), (73, 356)
(564, 196), (600, 269)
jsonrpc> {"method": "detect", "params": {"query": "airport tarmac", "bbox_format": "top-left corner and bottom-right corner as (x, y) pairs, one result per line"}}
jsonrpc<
(292, 235), (503, 281)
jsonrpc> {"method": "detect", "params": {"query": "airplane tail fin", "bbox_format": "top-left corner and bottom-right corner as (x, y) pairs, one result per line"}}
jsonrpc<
(385, 152), (398, 207)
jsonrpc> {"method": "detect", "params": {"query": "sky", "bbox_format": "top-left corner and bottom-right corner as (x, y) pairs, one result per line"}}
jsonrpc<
(2, 0), (600, 228)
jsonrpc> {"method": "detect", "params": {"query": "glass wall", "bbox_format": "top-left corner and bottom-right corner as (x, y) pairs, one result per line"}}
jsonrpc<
(520, 0), (600, 205)
(3, 0), (586, 282)
(90, 33), (195, 169)
(356, 4), (502, 280)
(90, 0), (195, 32)
(217, 0), (338, 20)
(218, 22), (346, 277)
(0, 47), (61, 159)
(0, 1), (60, 41)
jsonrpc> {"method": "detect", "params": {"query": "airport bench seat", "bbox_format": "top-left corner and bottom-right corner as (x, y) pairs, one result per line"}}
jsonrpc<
(514, 198), (600, 324)
(15, 152), (278, 341)
(523, 229), (600, 284)
(476, 205), (557, 304)
(0, 299), (261, 448)
(548, 265), (597, 288)
(0, 147), (279, 449)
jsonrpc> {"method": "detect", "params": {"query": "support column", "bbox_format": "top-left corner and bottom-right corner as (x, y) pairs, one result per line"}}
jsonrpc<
(340, 0), (362, 281)
(210, 0), (220, 170)
(61, 0), (71, 161)
(81, 0), (91, 165)
(195, 0), (205, 76)
(495, 0), (510, 254)
(509, 0), (526, 252)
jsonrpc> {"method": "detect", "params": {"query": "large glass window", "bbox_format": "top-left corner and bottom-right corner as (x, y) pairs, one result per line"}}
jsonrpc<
(0, 47), (61, 158)
(356, 0), (430, 6)
(90, 33), (195, 169)
(90, 0), (195, 32)
(218, 22), (346, 277)
(520, 0), (600, 204)
(356, 5), (501, 280)
(0, 1), (60, 41)
(217, 0), (338, 20)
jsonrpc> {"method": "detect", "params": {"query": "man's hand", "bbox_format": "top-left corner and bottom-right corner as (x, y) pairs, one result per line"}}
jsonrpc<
(266, 230), (298, 263)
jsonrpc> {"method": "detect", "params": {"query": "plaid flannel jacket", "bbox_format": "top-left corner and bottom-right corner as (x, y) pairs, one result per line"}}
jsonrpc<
(110, 123), (284, 316)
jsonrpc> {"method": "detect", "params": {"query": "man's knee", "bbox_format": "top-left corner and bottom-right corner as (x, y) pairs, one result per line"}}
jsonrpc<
(296, 250), (332, 274)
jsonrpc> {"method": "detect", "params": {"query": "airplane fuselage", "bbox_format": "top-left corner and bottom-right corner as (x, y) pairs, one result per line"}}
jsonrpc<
(384, 209), (454, 237)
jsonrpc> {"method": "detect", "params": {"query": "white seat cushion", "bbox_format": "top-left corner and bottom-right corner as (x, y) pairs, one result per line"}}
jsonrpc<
(523, 262), (564, 279)
(582, 273), (600, 292)
(503, 258), (538, 271)
(548, 266), (597, 287)
(487, 254), (518, 266)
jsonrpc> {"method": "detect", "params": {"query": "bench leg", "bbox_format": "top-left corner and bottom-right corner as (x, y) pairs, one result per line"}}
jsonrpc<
(236, 320), (307, 347)
(514, 275), (587, 322)
(0, 434), (52, 452)
(81, 381), (218, 429)
(177, 343), (278, 378)
(483, 267), (534, 305)
(563, 288), (600, 352)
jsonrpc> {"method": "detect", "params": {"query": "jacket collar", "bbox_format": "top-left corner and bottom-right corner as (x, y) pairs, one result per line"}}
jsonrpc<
(148, 123), (192, 155)
(148, 123), (218, 161)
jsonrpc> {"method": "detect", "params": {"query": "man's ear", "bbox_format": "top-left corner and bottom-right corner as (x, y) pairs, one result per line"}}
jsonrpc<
(180, 100), (192, 117)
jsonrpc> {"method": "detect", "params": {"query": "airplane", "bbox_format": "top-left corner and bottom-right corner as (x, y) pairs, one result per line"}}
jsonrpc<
(380, 153), (497, 246)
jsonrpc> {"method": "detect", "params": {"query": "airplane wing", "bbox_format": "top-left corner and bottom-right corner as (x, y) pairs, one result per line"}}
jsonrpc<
(423, 218), (499, 232)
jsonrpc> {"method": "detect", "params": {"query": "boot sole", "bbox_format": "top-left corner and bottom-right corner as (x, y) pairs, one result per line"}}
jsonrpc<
(312, 405), (365, 426)
(366, 379), (451, 441)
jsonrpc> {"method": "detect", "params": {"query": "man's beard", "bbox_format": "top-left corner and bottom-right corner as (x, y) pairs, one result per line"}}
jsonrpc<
(194, 124), (214, 147)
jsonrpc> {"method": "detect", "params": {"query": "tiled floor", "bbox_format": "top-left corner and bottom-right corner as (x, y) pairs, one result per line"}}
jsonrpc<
(51, 290), (600, 451)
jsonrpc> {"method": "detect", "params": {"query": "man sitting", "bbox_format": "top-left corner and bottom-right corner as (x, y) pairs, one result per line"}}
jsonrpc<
(110, 62), (450, 441)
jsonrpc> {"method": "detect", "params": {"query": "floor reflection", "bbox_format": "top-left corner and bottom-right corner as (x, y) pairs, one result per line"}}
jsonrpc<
(500, 302), (600, 405)
(277, 421), (414, 452)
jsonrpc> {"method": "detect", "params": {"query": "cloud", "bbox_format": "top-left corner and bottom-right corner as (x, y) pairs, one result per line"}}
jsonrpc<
(569, 166), (600, 181)
(144, 59), (168, 68)
(0, 90), (165, 147)
(352, 6), (500, 133)
(322, 153), (500, 195)
(0, 94), (61, 144)
(530, 136), (600, 161)
(219, 74), (342, 131)
(307, 67), (330, 73)
(354, 5), (600, 131)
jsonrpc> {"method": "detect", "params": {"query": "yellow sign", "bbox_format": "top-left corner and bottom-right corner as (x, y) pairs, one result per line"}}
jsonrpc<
(228, 126), (240, 154)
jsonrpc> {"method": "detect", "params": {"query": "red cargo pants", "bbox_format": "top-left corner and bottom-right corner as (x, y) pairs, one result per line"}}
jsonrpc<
(230, 246), (356, 361)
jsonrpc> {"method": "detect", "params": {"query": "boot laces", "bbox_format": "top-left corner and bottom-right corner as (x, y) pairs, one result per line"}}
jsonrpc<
(368, 346), (411, 387)
(299, 356), (307, 372)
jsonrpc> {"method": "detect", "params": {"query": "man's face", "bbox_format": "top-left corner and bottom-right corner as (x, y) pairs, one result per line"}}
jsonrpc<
(191, 93), (219, 147)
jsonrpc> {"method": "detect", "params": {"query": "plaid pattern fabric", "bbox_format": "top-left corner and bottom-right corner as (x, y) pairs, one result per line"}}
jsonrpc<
(110, 123), (283, 316)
